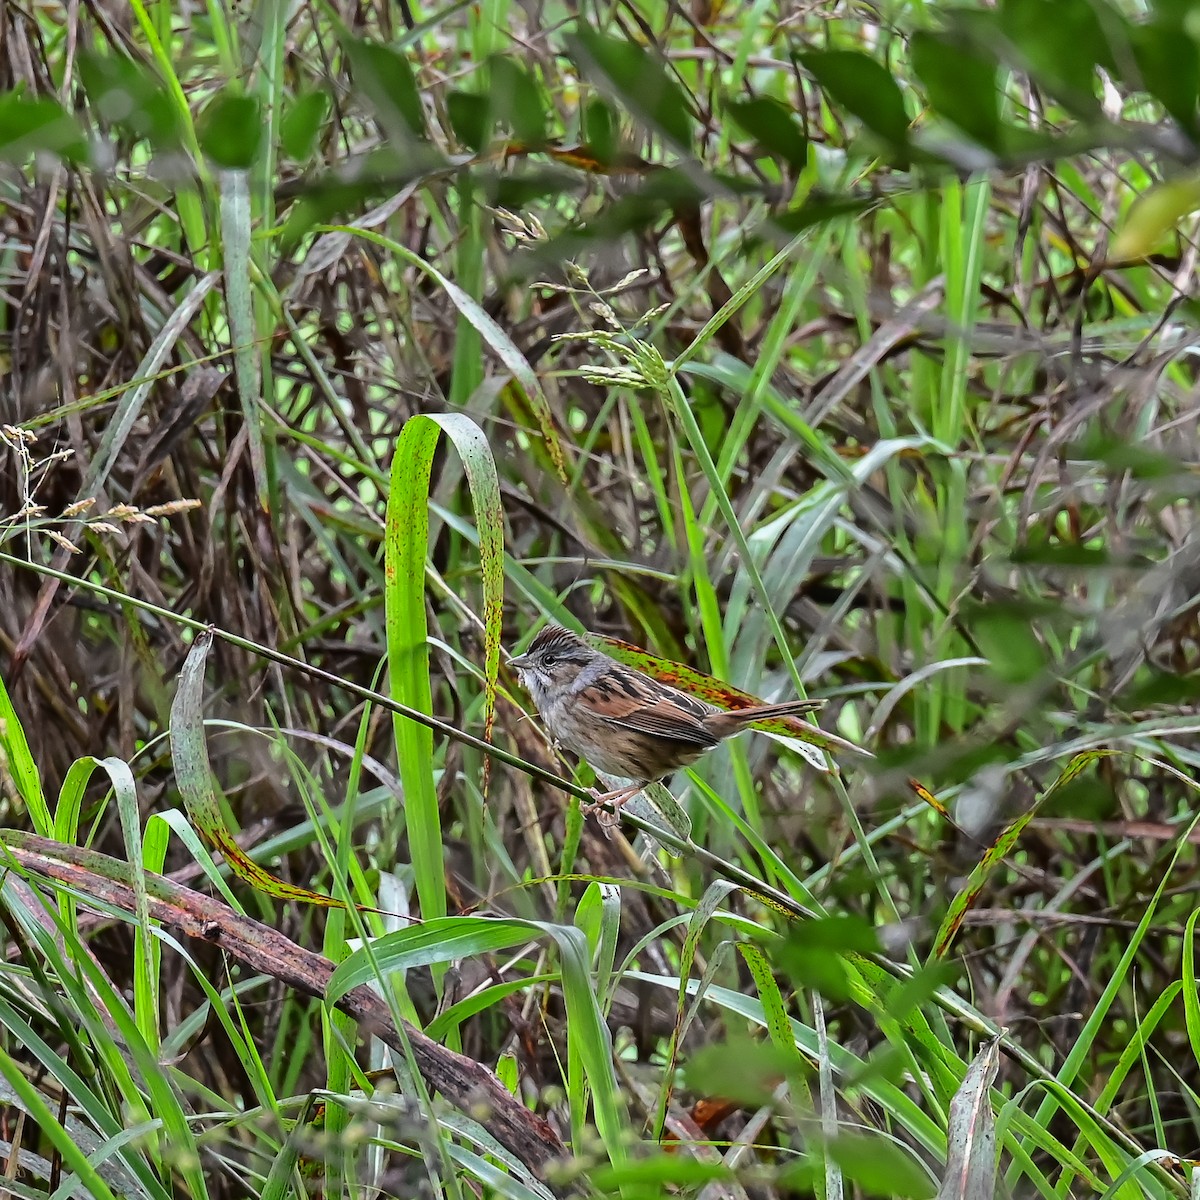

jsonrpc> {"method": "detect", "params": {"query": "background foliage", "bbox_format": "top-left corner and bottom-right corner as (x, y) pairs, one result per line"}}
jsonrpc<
(4, 0), (1200, 1195)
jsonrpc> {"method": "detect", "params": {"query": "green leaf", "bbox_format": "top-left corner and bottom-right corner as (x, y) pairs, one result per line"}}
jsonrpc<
(102, 754), (158, 1049)
(386, 412), (507, 925)
(279, 149), (444, 247)
(801, 49), (911, 147)
(737, 942), (814, 1092)
(996, 0), (1123, 117)
(171, 631), (344, 908)
(685, 1036), (800, 1107)
(588, 1158), (735, 1191)
(0, 91), (88, 164)
(773, 192), (874, 232)
(0, 667), (48, 832)
(584, 95), (619, 163)
(344, 38), (428, 142)
(549, 922), (631, 1168)
(726, 96), (808, 167)
(883, 961), (959, 1022)
(280, 90), (329, 161)
(567, 25), (694, 150)
(910, 31), (1001, 149)
(446, 90), (490, 152)
(387, 419), (444, 927)
(967, 599), (1050, 683)
(776, 916), (880, 1002)
(327, 918), (537, 1002)
(1071, 431), (1187, 479)
(219, 169), (267, 509)
(0, 1046), (124, 1200)
(1129, 19), (1200, 136)
(78, 51), (183, 147)
(1120, 669), (1200, 709)
(486, 55), (547, 144)
(197, 92), (263, 168)
(1113, 173), (1200, 259)
(827, 1133), (936, 1197)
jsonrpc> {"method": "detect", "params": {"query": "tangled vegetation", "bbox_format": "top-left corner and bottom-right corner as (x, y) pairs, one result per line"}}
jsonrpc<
(4, 0), (1200, 1196)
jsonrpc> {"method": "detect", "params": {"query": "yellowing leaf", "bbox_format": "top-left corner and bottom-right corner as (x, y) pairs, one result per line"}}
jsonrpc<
(1114, 176), (1200, 260)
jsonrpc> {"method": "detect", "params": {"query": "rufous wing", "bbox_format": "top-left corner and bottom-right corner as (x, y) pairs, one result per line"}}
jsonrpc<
(580, 667), (722, 748)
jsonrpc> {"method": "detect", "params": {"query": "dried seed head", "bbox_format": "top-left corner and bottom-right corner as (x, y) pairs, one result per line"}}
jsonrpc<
(563, 261), (589, 287)
(143, 500), (202, 516)
(589, 301), (620, 330)
(1, 425), (36, 446)
(45, 530), (80, 553)
(611, 269), (649, 292)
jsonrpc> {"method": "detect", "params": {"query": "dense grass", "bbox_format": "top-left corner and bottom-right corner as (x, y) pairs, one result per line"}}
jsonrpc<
(4, 0), (1200, 1196)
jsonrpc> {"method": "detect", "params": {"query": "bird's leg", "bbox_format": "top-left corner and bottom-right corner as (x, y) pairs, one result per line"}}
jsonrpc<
(581, 783), (645, 826)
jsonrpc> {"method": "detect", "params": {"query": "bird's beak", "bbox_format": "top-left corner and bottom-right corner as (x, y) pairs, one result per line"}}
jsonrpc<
(509, 653), (530, 671)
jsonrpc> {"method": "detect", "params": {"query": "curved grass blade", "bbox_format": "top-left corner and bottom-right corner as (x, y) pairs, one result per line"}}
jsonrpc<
(387, 412), (505, 921)
(170, 629), (344, 907)
(0, 668), (48, 833)
(219, 168), (268, 511)
(102, 754), (158, 1048)
(930, 751), (1113, 960)
(326, 918), (537, 1003)
(624, 779), (691, 847)
(0, 1042), (124, 1200)
(326, 912), (629, 1168)
(738, 939), (815, 1098)
(938, 1037), (999, 1200)
(654, 880), (739, 1136)
(319, 224), (566, 483)
(548, 919), (629, 1168)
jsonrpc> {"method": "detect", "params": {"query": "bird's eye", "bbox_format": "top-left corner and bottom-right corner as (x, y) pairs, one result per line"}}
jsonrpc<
(541, 652), (558, 666)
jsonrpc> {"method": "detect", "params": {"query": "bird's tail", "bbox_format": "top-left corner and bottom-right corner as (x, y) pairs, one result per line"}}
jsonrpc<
(708, 696), (823, 736)
(738, 698), (823, 720)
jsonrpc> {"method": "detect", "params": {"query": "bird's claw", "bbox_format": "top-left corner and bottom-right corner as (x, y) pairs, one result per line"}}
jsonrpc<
(581, 784), (645, 827)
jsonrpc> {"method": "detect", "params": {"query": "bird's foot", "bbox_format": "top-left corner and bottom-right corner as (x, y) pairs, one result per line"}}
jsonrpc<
(581, 783), (645, 827)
